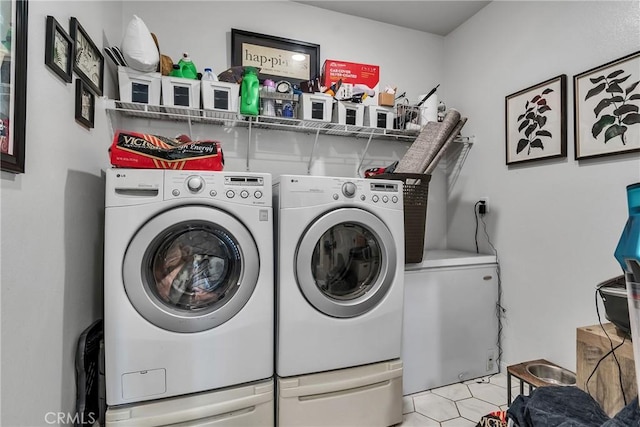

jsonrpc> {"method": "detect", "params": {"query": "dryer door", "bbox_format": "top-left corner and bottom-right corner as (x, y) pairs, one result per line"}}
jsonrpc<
(122, 206), (260, 333)
(295, 208), (398, 318)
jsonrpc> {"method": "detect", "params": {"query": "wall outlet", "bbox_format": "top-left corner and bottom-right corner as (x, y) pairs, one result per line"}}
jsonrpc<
(487, 349), (496, 371)
(479, 197), (490, 214)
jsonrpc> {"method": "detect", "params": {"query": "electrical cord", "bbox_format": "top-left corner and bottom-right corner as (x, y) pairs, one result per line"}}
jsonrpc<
(588, 288), (628, 405)
(474, 207), (506, 372)
(474, 201), (481, 254)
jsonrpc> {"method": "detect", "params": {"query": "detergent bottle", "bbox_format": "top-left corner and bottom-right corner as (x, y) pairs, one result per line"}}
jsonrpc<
(178, 52), (198, 80)
(240, 67), (260, 116)
(169, 64), (183, 78)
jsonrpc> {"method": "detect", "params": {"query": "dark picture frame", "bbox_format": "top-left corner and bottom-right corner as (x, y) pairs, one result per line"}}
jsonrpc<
(231, 28), (320, 86)
(75, 78), (95, 129)
(45, 15), (72, 83)
(573, 50), (640, 160)
(1, 0), (28, 173)
(505, 74), (567, 165)
(71, 17), (104, 96)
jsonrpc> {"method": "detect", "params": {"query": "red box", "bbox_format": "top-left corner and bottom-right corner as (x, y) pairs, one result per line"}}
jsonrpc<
(321, 60), (380, 104)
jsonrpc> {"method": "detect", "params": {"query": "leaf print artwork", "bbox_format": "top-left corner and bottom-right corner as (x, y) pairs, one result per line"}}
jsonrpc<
(505, 74), (566, 165)
(515, 87), (554, 155)
(585, 68), (640, 145)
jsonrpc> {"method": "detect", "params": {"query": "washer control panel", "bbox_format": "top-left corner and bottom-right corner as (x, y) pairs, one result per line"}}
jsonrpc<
(164, 171), (270, 206)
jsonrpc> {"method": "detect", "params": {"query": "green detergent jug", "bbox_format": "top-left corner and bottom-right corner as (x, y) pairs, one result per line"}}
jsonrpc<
(240, 67), (260, 116)
(178, 53), (198, 80)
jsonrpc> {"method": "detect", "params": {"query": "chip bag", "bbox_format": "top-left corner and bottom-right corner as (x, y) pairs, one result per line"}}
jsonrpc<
(109, 130), (224, 170)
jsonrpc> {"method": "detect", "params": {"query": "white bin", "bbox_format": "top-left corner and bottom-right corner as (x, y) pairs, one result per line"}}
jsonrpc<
(118, 66), (161, 105)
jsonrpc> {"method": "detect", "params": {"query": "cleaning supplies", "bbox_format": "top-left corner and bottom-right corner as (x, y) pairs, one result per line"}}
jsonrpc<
(614, 182), (640, 400)
(240, 67), (260, 116)
(178, 52), (198, 80)
(202, 67), (217, 81)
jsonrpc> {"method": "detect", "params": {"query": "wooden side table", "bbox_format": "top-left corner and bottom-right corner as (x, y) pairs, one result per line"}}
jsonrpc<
(576, 323), (636, 416)
(507, 359), (574, 405)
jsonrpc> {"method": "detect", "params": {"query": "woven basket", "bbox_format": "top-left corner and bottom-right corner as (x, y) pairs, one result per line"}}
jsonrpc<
(370, 173), (431, 264)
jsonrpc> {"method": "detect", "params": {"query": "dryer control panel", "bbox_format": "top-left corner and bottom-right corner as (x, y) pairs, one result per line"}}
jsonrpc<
(276, 175), (403, 210)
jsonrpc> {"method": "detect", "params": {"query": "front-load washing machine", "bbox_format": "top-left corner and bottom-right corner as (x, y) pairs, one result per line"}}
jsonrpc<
(104, 169), (273, 407)
(274, 175), (405, 426)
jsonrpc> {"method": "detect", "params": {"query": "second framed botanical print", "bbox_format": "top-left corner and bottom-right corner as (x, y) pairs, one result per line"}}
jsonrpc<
(574, 50), (640, 160)
(505, 75), (567, 165)
(71, 17), (104, 96)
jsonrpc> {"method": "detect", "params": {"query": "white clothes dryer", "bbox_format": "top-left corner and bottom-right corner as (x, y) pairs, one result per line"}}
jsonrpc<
(274, 175), (405, 377)
(104, 169), (273, 406)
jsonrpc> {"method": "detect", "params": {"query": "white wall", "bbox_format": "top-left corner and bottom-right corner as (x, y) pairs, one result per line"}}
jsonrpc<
(0, 2), (122, 426)
(0, 2), (444, 425)
(443, 1), (640, 371)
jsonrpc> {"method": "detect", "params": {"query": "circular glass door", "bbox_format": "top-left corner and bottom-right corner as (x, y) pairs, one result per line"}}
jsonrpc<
(123, 206), (259, 333)
(296, 208), (397, 318)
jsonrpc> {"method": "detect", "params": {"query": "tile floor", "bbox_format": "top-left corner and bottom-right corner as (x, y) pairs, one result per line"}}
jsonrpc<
(399, 372), (521, 426)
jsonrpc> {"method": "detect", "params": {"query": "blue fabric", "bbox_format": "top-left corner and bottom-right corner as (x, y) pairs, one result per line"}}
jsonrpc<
(507, 386), (640, 427)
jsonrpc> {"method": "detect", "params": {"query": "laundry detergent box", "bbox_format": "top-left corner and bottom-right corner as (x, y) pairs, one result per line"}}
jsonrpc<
(321, 60), (379, 106)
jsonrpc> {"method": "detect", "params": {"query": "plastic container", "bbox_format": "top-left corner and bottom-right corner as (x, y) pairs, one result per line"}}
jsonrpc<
(262, 79), (276, 116)
(240, 66), (260, 116)
(597, 275), (630, 336)
(614, 182), (640, 405)
(202, 67), (217, 82)
(178, 53), (198, 80)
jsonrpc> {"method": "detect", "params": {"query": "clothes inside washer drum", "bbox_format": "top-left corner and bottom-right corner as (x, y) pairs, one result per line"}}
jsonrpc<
(167, 255), (228, 308)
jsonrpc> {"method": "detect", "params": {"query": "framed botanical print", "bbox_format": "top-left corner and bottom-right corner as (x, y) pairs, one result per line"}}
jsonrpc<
(574, 50), (640, 160)
(45, 16), (72, 83)
(75, 78), (94, 129)
(505, 75), (567, 165)
(70, 17), (103, 96)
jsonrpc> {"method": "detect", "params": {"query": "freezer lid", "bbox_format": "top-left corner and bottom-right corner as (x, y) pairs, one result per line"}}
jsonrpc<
(405, 249), (497, 270)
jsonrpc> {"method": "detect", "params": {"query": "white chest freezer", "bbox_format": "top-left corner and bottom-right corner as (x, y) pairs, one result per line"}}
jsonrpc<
(402, 250), (499, 395)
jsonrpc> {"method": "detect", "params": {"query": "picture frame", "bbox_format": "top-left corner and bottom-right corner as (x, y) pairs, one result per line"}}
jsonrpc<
(231, 28), (320, 86)
(505, 74), (567, 165)
(70, 17), (104, 96)
(45, 16), (72, 83)
(1, 0), (28, 173)
(573, 50), (640, 160)
(75, 78), (95, 129)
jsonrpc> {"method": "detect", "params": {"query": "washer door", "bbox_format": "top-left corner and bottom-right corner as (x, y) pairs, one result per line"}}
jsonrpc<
(123, 206), (259, 333)
(295, 208), (397, 318)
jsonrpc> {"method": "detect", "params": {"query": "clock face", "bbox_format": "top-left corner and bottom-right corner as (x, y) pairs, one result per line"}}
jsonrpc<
(75, 30), (100, 87)
(276, 80), (292, 94)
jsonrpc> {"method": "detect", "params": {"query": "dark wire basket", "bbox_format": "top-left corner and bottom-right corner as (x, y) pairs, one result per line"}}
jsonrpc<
(369, 173), (431, 264)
